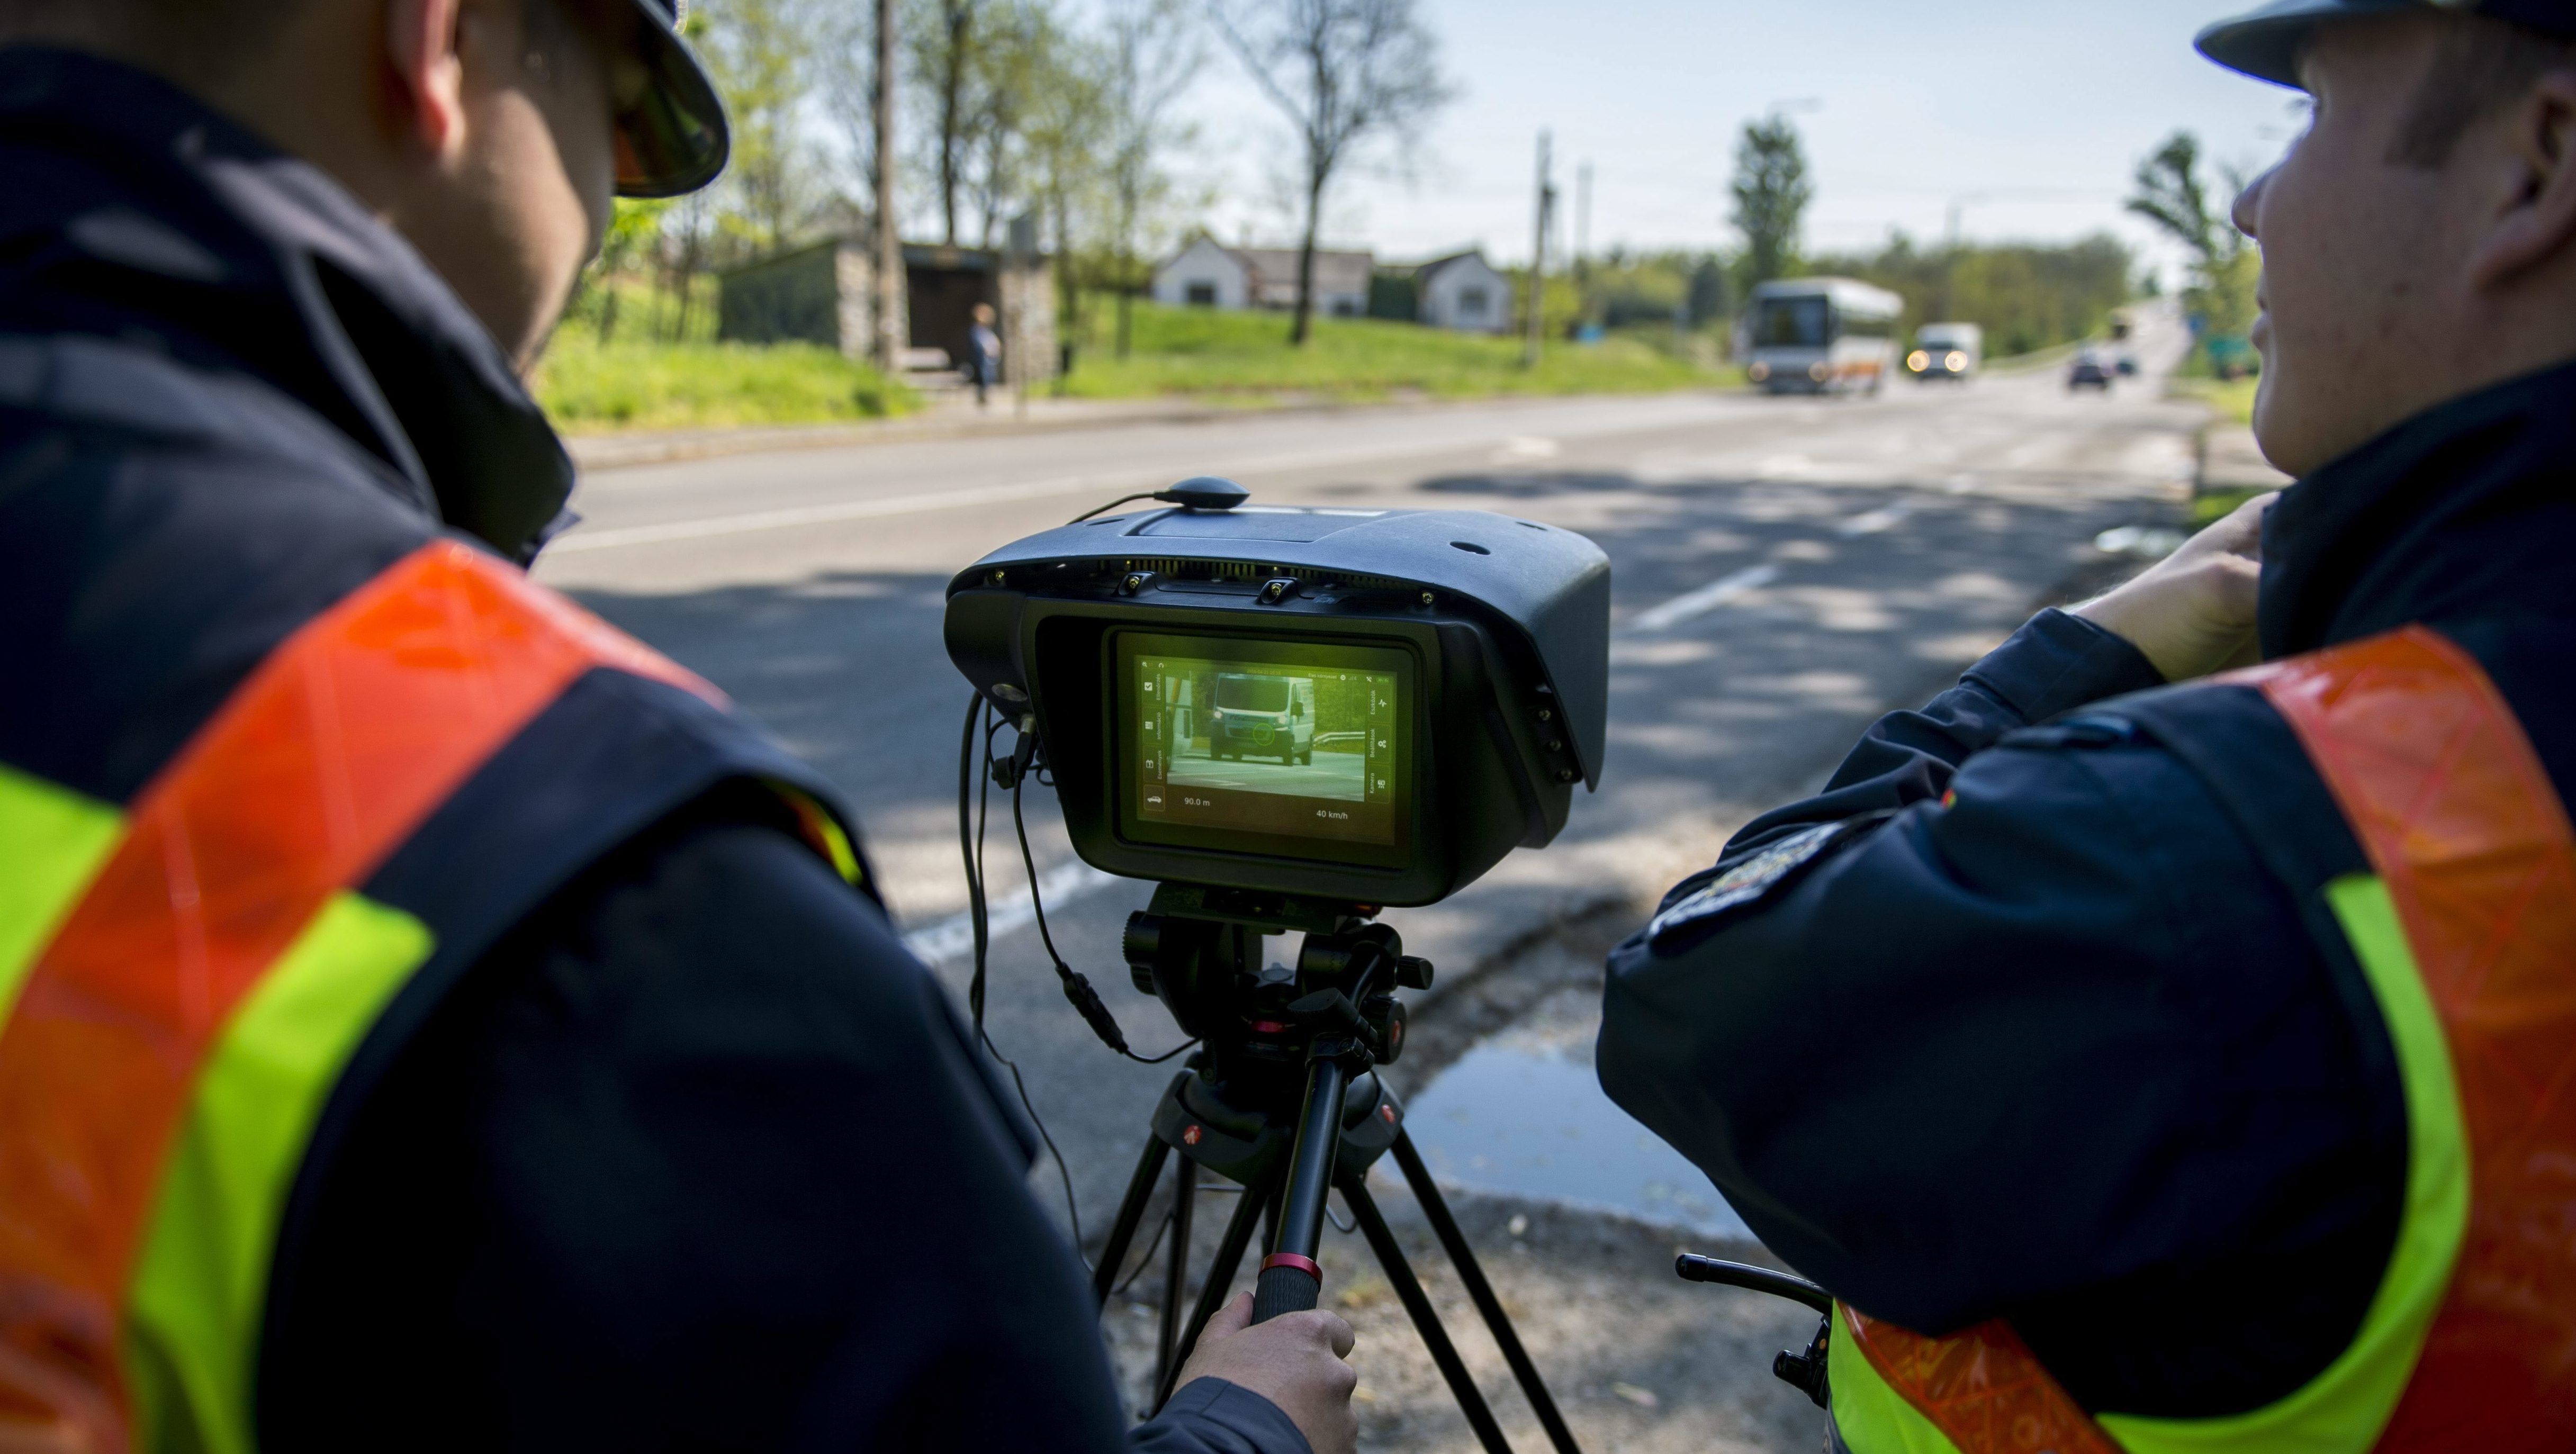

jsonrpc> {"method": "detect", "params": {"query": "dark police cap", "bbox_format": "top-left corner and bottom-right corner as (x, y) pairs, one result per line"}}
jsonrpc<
(2200, 0), (2576, 85)
(615, 0), (729, 197)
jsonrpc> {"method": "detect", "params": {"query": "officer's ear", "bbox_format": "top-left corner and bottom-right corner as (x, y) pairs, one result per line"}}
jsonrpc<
(382, 0), (470, 166)
(2467, 66), (2576, 292)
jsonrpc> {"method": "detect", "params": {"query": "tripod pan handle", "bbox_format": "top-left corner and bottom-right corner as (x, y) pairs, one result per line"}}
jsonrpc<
(1674, 1254), (1833, 1313)
(1253, 1253), (1322, 1322)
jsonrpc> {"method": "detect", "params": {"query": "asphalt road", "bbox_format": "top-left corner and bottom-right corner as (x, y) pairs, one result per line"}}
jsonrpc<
(1169, 749), (1367, 797)
(534, 309), (2202, 1240)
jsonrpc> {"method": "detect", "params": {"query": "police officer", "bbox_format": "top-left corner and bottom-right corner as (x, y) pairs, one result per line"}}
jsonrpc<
(1600, 2), (2576, 1448)
(0, 3), (1356, 1451)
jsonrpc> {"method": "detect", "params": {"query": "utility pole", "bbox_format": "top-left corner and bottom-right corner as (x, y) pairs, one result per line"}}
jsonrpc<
(1008, 211), (1037, 420)
(871, 0), (903, 371)
(1574, 159), (1593, 330)
(1939, 195), (1973, 324)
(1574, 161), (1592, 273)
(1523, 130), (1553, 369)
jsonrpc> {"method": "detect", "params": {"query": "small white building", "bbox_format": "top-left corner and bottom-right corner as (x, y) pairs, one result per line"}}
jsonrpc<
(1151, 238), (1375, 318)
(1152, 237), (1250, 310)
(1409, 249), (1513, 333)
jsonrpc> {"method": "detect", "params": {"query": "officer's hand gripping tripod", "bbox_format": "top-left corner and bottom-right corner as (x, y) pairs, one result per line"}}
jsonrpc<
(1094, 884), (1583, 1454)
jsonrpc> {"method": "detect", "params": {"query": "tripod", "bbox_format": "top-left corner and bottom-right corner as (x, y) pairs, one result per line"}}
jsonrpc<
(1092, 886), (1583, 1454)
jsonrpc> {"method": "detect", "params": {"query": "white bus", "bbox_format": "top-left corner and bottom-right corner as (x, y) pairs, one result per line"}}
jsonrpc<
(1740, 278), (1904, 395)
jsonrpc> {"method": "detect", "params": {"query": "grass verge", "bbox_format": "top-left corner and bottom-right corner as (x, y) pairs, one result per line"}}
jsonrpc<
(532, 336), (916, 434)
(1054, 300), (1731, 402)
(2191, 485), (2270, 528)
(530, 289), (1730, 435)
(2169, 375), (2259, 426)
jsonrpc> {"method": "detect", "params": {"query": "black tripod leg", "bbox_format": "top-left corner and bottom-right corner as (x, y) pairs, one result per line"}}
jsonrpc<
(1338, 1172), (1516, 1454)
(1153, 1158), (1197, 1399)
(1391, 1132), (1583, 1454)
(1095, 1134), (1173, 1306)
(1154, 1163), (1279, 1411)
(1253, 1054), (1351, 1321)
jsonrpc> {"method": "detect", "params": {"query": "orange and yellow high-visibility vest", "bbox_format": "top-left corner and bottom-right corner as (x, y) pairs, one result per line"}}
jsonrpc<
(1825, 626), (2576, 1452)
(0, 539), (860, 1454)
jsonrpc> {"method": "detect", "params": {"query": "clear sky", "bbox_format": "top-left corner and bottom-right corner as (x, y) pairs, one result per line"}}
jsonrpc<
(1165, 0), (2310, 283)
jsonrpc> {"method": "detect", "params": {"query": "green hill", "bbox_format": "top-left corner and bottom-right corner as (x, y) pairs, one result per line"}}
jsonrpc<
(1058, 300), (1726, 402)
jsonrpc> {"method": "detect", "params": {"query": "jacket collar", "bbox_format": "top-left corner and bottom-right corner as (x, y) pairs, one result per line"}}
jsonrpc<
(2258, 358), (2576, 659)
(0, 47), (574, 562)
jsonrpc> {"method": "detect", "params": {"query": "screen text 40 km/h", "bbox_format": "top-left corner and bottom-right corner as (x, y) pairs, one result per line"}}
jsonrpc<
(1132, 650), (1399, 847)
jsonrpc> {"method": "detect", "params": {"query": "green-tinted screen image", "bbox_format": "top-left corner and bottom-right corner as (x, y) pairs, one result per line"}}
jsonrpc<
(1119, 633), (1407, 854)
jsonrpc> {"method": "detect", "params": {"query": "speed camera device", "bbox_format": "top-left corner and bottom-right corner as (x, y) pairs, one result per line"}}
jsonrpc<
(942, 480), (1609, 1397)
(943, 481), (1607, 907)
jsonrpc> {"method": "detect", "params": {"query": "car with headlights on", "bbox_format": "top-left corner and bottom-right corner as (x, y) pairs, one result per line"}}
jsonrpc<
(1906, 322), (1982, 382)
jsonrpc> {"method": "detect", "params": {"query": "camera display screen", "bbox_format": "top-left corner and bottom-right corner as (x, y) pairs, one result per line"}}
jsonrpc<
(1115, 631), (1412, 863)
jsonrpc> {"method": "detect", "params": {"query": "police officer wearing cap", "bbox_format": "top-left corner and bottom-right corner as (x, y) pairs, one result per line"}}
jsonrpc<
(1600, 3), (2576, 1450)
(0, 3), (1357, 1452)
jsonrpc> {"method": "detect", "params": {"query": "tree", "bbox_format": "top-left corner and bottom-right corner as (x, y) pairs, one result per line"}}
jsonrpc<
(1098, 0), (1204, 358)
(1809, 232), (2135, 357)
(589, 200), (668, 344)
(2127, 132), (2223, 264)
(873, 0), (902, 367)
(815, 0), (907, 364)
(1016, 11), (1106, 346)
(904, 0), (1084, 248)
(1686, 254), (1728, 326)
(907, 0), (979, 244)
(662, 192), (717, 340)
(2128, 130), (2259, 350)
(701, 0), (815, 254)
(815, 0), (885, 207)
(1730, 113), (1811, 291)
(961, 2), (1061, 247)
(1211, 0), (1453, 345)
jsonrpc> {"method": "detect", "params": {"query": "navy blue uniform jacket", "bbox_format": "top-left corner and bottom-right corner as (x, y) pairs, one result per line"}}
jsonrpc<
(1600, 357), (2576, 1419)
(0, 50), (1300, 1454)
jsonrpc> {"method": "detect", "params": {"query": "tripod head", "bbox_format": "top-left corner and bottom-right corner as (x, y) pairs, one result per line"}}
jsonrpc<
(1123, 883), (1433, 1099)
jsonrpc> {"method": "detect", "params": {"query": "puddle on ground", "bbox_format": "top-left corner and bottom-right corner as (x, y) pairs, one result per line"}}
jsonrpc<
(1401, 988), (1758, 1245)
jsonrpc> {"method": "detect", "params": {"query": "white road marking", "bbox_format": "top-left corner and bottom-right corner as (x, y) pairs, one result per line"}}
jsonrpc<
(1836, 502), (1915, 536)
(1624, 565), (1779, 634)
(550, 474), (1115, 553)
(2094, 525), (2187, 561)
(1496, 435), (1561, 461)
(552, 431), (1587, 554)
(1622, 499), (1926, 635)
(901, 857), (1123, 965)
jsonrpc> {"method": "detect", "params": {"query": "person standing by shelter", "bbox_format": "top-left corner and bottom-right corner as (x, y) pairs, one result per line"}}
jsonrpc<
(1600, 1), (2576, 1448)
(0, 2), (1359, 1451)
(968, 299), (1004, 407)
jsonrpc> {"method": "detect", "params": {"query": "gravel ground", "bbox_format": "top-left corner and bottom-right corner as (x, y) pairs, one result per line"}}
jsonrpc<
(1103, 1184), (1829, 1454)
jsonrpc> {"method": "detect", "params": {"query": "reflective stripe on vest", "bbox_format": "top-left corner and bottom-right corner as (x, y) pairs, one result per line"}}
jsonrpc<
(0, 539), (716, 1454)
(1827, 626), (2576, 1453)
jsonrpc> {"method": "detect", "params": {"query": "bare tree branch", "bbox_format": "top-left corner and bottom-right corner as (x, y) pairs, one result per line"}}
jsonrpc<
(1207, 0), (1452, 344)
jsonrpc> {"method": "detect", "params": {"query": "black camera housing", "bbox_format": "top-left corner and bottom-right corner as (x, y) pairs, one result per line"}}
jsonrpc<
(944, 501), (1608, 907)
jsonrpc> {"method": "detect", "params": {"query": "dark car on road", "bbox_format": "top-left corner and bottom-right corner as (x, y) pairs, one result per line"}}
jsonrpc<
(2068, 351), (2115, 392)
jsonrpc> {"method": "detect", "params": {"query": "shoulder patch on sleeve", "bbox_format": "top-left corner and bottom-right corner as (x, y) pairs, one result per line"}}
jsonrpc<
(1646, 811), (1893, 952)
